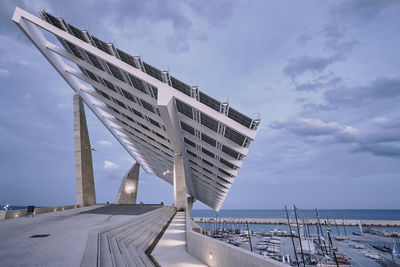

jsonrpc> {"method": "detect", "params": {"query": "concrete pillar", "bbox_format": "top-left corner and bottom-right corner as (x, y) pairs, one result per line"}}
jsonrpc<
(174, 153), (187, 210)
(187, 196), (194, 216)
(115, 162), (140, 204)
(74, 93), (96, 206)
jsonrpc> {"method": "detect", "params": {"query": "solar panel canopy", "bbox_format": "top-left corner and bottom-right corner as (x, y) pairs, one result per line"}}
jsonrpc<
(12, 8), (260, 210)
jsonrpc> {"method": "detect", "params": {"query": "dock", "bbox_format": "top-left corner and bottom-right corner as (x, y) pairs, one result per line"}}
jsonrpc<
(192, 217), (400, 227)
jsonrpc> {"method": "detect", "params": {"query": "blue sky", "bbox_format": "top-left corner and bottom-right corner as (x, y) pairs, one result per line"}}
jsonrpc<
(0, 0), (399, 210)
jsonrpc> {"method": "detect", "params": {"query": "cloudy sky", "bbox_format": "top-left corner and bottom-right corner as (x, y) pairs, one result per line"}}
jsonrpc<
(1, 0), (399, 210)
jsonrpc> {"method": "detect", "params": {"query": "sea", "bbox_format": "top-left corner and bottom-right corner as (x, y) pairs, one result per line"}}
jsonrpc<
(192, 209), (400, 234)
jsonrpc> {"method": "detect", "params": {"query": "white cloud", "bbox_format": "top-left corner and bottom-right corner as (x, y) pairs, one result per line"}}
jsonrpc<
(270, 117), (360, 142)
(0, 69), (9, 77)
(57, 103), (68, 109)
(104, 160), (119, 170)
(98, 140), (113, 146)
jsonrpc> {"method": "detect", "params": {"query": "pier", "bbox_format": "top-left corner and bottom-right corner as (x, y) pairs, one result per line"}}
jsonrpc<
(192, 217), (400, 227)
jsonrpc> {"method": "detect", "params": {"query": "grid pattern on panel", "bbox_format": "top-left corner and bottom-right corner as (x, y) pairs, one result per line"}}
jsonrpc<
(143, 62), (163, 81)
(37, 11), (259, 210)
(199, 91), (221, 112)
(116, 49), (137, 68)
(171, 76), (191, 96)
(227, 107), (253, 128)
(176, 99), (193, 119)
(200, 113), (219, 132)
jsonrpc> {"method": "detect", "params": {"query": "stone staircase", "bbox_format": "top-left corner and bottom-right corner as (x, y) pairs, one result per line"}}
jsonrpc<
(81, 206), (176, 267)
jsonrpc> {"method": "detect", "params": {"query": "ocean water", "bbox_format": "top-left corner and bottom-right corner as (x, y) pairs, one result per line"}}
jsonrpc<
(192, 209), (400, 220)
(192, 209), (400, 234)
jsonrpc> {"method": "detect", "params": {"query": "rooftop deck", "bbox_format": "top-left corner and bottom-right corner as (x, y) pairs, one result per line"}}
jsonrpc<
(0, 205), (178, 267)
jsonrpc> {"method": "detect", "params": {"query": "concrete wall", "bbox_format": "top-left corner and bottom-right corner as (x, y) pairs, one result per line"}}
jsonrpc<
(185, 211), (288, 267)
(0, 205), (80, 220)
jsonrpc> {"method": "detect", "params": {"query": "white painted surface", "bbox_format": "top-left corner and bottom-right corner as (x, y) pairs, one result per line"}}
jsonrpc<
(152, 212), (207, 267)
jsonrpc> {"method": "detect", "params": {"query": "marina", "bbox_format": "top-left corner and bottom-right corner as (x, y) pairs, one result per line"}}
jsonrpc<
(193, 208), (400, 266)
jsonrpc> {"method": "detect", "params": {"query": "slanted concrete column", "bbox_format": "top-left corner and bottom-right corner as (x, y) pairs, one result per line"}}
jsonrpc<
(187, 196), (194, 216)
(174, 153), (187, 210)
(74, 93), (96, 206)
(115, 162), (140, 204)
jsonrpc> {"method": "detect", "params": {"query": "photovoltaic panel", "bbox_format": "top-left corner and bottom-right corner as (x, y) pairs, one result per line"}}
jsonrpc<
(218, 168), (232, 177)
(200, 113), (219, 132)
(40, 12), (66, 30)
(131, 108), (144, 119)
(121, 89), (135, 103)
(202, 147), (215, 158)
(222, 145), (240, 159)
(116, 49), (137, 68)
(220, 158), (235, 170)
(184, 137), (196, 148)
(201, 133), (217, 147)
(91, 36), (113, 55)
(107, 63), (125, 82)
(86, 52), (105, 70)
(102, 79), (117, 92)
(187, 150), (197, 158)
(224, 126), (245, 146)
(176, 99), (193, 119)
(151, 86), (158, 99)
(217, 175), (232, 184)
(202, 159), (213, 167)
(140, 99), (155, 113)
(143, 62), (163, 81)
(68, 24), (90, 43)
(85, 69), (99, 82)
(148, 117), (161, 128)
(64, 41), (84, 60)
(24, 9), (261, 210)
(227, 107), (252, 128)
(180, 121), (195, 135)
(199, 92), (220, 112)
(115, 99), (126, 109)
(171, 76), (191, 96)
(128, 74), (147, 94)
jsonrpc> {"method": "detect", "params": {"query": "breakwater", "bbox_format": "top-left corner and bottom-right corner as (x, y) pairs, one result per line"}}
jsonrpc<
(192, 217), (400, 227)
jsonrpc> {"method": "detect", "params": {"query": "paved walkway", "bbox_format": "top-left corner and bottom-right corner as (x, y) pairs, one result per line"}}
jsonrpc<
(152, 212), (206, 267)
(0, 204), (161, 267)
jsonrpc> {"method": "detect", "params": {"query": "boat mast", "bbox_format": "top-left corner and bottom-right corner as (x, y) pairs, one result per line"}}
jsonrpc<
(285, 206), (299, 267)
(245, 220), (253, 252)
(327, 227), (339, 267)
(316, 209), (328, 255)
(294, 205), (306, 267)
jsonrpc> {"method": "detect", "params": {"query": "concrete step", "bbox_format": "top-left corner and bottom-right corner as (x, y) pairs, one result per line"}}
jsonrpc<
(83, 206), (175, 267)
(128, 246), (149, 267)
(117, 239), (138, 267)
(123, 210), (169, 246)
(137, 250), (154, 267)
(114, 208), (167, 242)
(109, 236), (127, 267)
(99, 233), (113, 267)
(136, 217), (168, 250)
(104, 208), (163, 238)
(135, 208), (175, 250)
